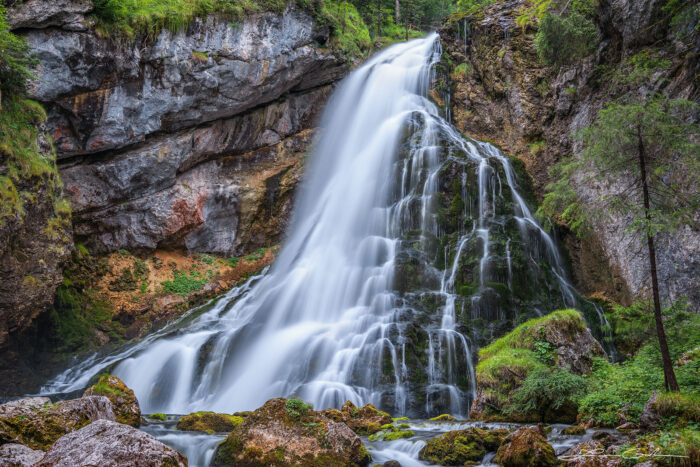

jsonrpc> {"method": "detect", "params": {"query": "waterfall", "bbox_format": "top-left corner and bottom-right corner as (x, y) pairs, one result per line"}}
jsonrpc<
(42, 34), (612, 416)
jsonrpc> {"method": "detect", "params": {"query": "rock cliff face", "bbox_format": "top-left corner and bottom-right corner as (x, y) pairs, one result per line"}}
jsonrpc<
(18, 2), (346, 256)
(440, 0), (699, 309)
(1, 1), (346, 348)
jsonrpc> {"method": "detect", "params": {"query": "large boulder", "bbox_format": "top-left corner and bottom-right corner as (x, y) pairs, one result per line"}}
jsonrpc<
(0, 443), (44, 466)
(0, 396), (114, 450)
(212, 398), (371, 467)
(419, 427), (509, 465)
(323, 401), (392, 436)
(494, 426), (559, 467)
(471, 310), (605, 423)
(34, 419), (187, 466)
(176, 412), (244, 433)
(83, 375), (141, 427)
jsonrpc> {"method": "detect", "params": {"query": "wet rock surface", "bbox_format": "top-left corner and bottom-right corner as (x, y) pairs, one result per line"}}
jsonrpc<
(0, 395), (114, 450)
(419, 426), (509, 465)
(212, 398), (371, 466)
(495, 426), (559, 466)
(35, 419), (187, 466)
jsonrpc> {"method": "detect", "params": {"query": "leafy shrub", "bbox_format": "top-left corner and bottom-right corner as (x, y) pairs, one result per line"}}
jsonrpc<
(507, 367), (587, 422)
(534, 11), (597, 68)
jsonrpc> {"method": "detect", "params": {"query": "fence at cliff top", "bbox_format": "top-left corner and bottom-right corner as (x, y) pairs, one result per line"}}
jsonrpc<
(42, 34), (612, 416)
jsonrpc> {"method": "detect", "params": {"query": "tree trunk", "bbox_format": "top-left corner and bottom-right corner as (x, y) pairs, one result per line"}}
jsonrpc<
(395, 0), (400, 25)
(636, 126), (680, 392)
(376, 0), (382, 37)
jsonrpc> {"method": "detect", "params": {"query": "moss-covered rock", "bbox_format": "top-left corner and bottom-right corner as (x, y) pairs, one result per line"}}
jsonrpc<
(429, 414), (457, 422)
(176, 412), (244, 433)
(368, 423), (415, 442)
(471, 310), (605, 423)
(419, 427), (509, 465)
(494, 426), (558, 467)
(0, 396), (115, 451)
(562, 425), (586, 435)
(212, 398), (371, 467)
(322, 401), (392, 436)
(83, 374), (141, 427)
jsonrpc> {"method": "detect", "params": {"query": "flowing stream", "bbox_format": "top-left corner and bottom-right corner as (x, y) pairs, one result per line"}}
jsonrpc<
(42, 34), (611, 424)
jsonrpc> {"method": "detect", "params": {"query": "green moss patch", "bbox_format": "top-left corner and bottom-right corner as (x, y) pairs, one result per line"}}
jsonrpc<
(177, 411), (244, 433)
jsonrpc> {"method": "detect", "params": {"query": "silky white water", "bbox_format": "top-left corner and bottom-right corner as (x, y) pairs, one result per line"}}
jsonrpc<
(42, 33), (612, 416)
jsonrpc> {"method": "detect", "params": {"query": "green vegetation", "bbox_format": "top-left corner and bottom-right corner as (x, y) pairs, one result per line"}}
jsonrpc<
(91, 0), (291, 37)
(579, 300), (700, 427)
(161, 270), (208, 296)
(533, 8), (597, 68)
(507, 367), (586, 422)
(285, 398), (313, 418)
(0, 7), (68, 228)
(177, 411), (244, 433)
(473, 310), (591, 422)
(0, 5), (36, 95)
(148, 413), (167, 420)
(48, 249), (119, 353)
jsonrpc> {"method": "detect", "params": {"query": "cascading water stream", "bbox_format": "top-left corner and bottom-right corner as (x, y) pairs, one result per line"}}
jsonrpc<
(42, 33), (614, 417)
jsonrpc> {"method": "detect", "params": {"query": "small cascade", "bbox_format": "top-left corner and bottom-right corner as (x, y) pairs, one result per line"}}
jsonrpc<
(42, 34), (614, 417)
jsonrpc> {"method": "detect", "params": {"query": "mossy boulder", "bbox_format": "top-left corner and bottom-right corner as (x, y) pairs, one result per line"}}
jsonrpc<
(419, 427), (508, 465)
(322, 401), (392, 436)
(212, 398), (371, 467)
(0, 396), (115, 451)
(176, 412), (244, 433)
(429, 414), (457, 422)
(471, 310), (605, 423)
(562, 425), (586, 435)
(494, 426), (558, 467)
(368, 423), (415, 442)
(83, 374), (141, 427)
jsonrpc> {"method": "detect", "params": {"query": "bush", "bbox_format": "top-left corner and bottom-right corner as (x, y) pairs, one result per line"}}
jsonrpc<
(534, 11), (597, 68)
(507, 367), (587, 422)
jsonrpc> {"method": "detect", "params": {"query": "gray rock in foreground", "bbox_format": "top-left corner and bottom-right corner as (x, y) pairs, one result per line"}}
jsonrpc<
(35, 419), (187, 467)
(0, 443), (45, 466)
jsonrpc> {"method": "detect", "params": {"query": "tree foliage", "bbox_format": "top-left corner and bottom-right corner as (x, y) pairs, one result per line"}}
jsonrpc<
(543, 96), (699, 238)
(534, 11), (597, 68)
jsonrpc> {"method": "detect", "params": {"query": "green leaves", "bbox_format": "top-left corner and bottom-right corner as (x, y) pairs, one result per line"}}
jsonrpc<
(543, 94), (699, 239)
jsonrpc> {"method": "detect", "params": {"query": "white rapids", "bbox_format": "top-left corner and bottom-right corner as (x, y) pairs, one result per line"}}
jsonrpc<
(42, 33), (612, 416)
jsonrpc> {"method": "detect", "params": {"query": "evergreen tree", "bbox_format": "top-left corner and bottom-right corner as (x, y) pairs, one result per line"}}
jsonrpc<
(543, 94), (699, 391)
